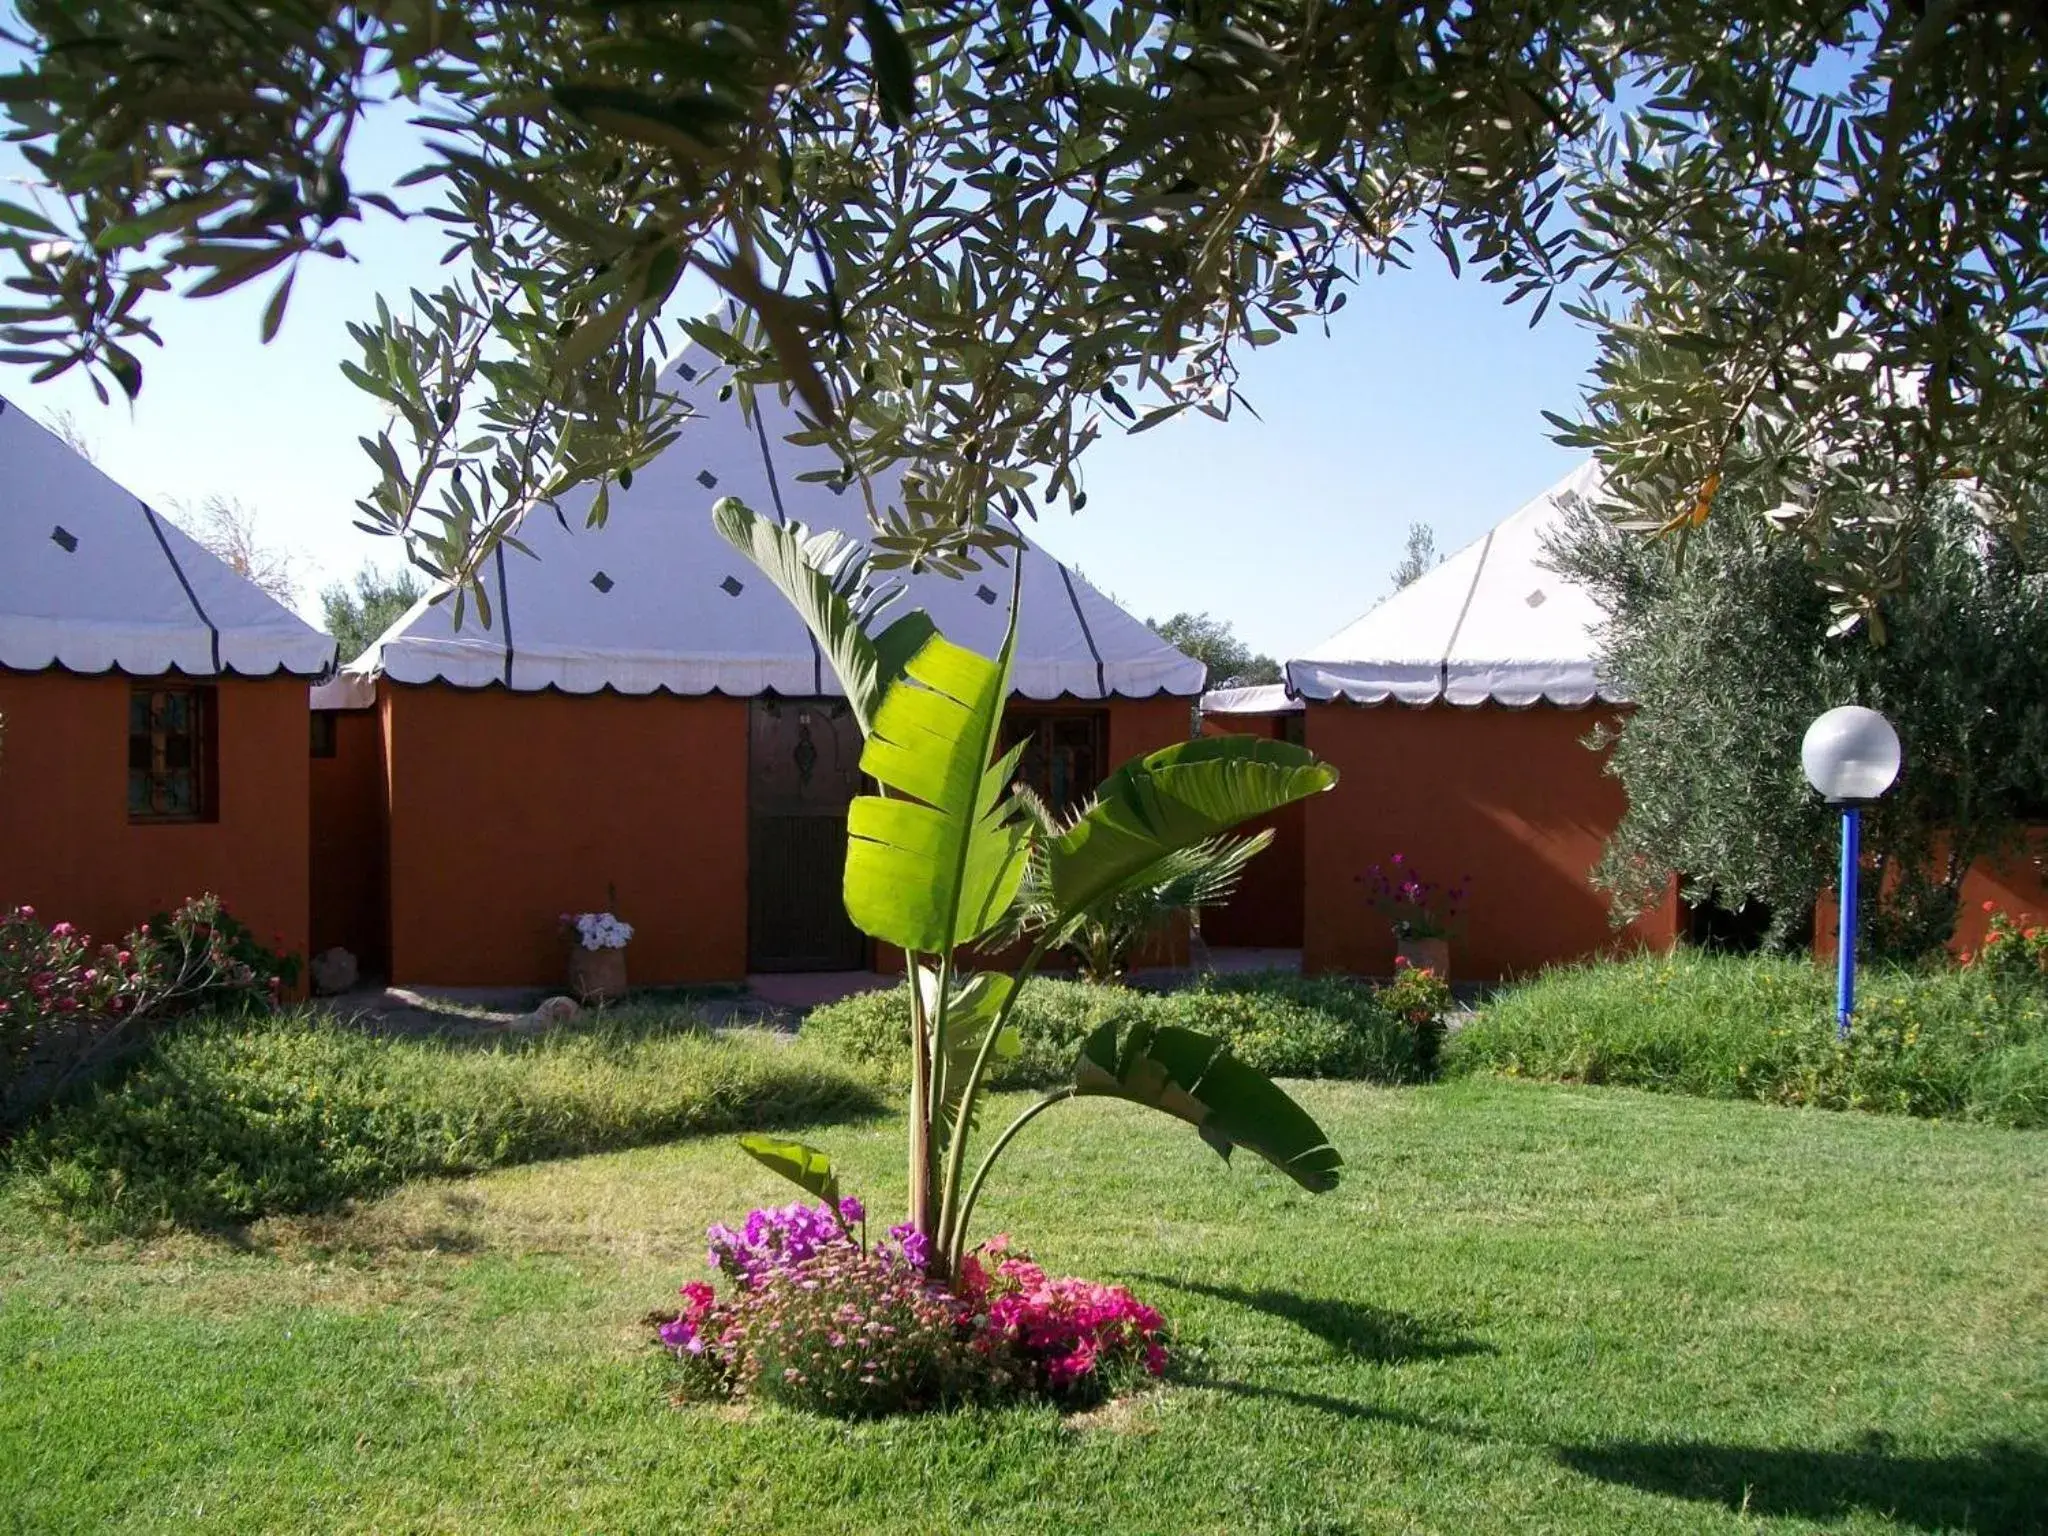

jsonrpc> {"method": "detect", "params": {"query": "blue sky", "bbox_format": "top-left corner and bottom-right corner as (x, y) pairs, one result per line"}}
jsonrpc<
(2, 120), (1598, 662)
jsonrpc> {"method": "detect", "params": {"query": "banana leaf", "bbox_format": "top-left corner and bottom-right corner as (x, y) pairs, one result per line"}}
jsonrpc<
(1048, 736), (1337, 920)
(1072, 1019), (1343, 1192)
(845, 629), (1030, 952)
(738, 1135), (842, 1205)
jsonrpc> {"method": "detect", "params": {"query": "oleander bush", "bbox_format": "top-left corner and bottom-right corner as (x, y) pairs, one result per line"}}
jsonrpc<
(1447, 950), (2048, 1127)
(2, 1012), (882, 1234)
(1, 895), (296, 1121)
(803, 969), (1443, 1087)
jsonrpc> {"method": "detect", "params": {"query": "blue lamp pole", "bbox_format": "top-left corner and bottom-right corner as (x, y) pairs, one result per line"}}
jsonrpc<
(1835, 804), (1861, 1036)
(1802, 707), (1902, 1039)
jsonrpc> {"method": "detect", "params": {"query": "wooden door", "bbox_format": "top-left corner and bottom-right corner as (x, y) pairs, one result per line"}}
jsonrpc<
(748, 699), (869, 971)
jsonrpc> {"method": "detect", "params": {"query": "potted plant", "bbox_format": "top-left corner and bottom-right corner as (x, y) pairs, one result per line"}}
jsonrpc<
(1361, 856), (1467, 980)
(561, 909), (632, 1002)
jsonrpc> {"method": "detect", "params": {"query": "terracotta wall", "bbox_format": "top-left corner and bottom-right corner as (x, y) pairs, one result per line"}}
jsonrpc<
(310, 707), (389, 974)
(1813, 827), (2048, 961)
(0, 669), (310, 963)
(1106, 696), (1196, 968)
(1199, 711), (1306, 949)
(380, 684), (750, 986)
(1105, 695), (1196, 765)
(1302, 701), (1678, 982)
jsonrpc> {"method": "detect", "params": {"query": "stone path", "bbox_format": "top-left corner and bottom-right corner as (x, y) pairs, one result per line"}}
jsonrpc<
(308, 948), (1491, 1040)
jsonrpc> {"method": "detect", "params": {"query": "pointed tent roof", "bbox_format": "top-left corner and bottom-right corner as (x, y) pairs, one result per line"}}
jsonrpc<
(1286, 461), (1619, 708)
(0, 395), (335, 678)
(340, 348), (1203, 703)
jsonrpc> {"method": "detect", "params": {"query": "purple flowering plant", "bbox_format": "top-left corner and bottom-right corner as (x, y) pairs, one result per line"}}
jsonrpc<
(1360, 855), (1470, 940)
(657, 1195), (1169, 1416)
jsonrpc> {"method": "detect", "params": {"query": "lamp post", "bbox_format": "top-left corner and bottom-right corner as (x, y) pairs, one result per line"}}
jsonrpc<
(1800, 706), (1902, 1037)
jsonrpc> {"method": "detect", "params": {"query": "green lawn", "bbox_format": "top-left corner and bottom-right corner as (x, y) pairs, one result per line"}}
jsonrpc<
(3, 1078), (2044, 1534)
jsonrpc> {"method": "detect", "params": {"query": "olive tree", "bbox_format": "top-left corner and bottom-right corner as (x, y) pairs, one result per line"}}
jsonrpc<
(1147, 612), (1279, 689)
(1547, 488), (2048, 958)
(0, 2), (2040, 619)
(1553, 5), (2047, 635)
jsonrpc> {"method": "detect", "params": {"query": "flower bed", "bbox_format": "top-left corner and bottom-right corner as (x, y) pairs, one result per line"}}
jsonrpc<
(655, 1198), (1167, 1417)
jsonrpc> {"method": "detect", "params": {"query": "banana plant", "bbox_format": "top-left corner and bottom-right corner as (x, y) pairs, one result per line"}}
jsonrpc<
(717, 498), (1344, 1276)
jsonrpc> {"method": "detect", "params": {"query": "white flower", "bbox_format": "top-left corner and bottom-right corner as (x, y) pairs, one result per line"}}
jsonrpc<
(569, 911), (632, 950)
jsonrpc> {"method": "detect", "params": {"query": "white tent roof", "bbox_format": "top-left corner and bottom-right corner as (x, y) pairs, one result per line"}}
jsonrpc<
(1201, 682), (1300, 716)
(345, 349), (1202, 702)
(0, 395), (335, 678)
(1286, 461), (1619, 708)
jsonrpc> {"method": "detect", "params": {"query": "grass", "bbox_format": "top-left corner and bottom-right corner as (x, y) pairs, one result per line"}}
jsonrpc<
(4, 1076), (2044, 1534)
(1, 1010), (881, 1234)
(1449, 952), (2048, 1128)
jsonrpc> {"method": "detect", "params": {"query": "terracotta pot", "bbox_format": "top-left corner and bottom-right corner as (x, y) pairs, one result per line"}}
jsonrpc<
(567, 944), (628, 1004)
(1395, 936), (1450, 981)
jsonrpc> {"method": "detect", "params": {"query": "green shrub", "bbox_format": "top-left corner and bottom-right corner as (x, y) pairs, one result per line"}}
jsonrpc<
(1446, 952), (2048, 1128)
(2, 893), (297, 1121)
(3, 1012), (882, 1233)
(803, 970), (1432, 1086)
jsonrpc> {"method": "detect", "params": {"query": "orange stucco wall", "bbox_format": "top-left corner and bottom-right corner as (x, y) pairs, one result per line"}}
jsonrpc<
(1302, 701), (1678, 982)
(370, 687), (1201, 987)
(310, 707), (390, 974)
(1813, 827), (2048, 961)
(1948, 833), (2048, 953)
(0, 669), (310, 964)
(380, 684), (751, 986)
(1199, 711), (1306, 949)
(1104, 695), (1196, 764)
(1105, 696), (1196, 967)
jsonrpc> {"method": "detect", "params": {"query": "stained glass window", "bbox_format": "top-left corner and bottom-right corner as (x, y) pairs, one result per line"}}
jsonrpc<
(128, 685), (215, 821)
(1002, 711), (1106, 817)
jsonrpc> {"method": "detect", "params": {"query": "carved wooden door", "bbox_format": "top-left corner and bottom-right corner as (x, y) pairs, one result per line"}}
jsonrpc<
(747, 699), (868, 971)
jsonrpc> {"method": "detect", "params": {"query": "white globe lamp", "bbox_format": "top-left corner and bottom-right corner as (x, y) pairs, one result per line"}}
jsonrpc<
(1801, 706), (1902, 806)
(1801, 706), (1901, 1036)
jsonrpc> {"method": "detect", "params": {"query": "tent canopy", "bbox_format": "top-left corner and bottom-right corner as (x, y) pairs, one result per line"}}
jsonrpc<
(345, 349), (1203, 703)
(1201, 682), (1300, 716)
(1286, 461), (1620, 708)
(0, 395), (334, 678)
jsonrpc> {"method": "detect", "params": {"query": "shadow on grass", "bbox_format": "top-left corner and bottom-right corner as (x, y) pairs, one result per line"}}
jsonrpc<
(1185, 1376), (1484, 1437)
(1558, 1435), (2048, 1534)
(1135, 1275), (1494, 1363)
